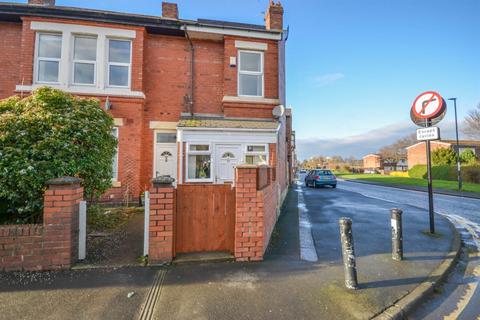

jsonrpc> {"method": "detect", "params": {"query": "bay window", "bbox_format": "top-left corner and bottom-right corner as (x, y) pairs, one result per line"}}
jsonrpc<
(108, 39), (132, 87)
(73, 36), (97, 85)
(187, 144), (212, 181)
(245, 145), (268, 165)
(238, 51), (264, 97)
(36, 33), (62, 83)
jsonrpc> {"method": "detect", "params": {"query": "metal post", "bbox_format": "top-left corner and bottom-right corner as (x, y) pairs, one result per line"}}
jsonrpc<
(449, 98), (462, 191)
(143, 191), (150, 256)
(391, 208), (403, 261)
(425, 140), (435, 234)
(339, 217), (358, 290)
(78, 200), (87, 260)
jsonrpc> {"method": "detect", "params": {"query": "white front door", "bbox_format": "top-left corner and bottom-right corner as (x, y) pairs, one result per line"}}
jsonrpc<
(215, 144), (242, 184)
(155, 143), (178, 181)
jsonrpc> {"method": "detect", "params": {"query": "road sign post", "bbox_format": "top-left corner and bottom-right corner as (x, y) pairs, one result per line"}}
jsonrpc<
(411, 91), (447, 235)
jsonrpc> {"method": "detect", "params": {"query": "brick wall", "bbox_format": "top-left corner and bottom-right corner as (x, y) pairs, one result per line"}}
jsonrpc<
(407, 142), (453, 169)
(0, 22), (22, 99)
(363, 155), (382, 169)
(234, 165), (279, 262)
(148, 181), (175, 264)
(0, 177), (83, 272)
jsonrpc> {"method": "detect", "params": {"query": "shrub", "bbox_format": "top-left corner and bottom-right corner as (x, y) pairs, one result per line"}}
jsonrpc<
(409, 165), (427, 179)
(462, 165), (480, 184)
(432, 148), (457, 166)
(0, 87), (117, 224)
(389, 171), (409, 177)
(460, 149), (477, 165)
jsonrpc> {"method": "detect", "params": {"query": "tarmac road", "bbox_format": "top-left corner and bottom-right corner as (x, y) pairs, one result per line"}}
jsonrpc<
(334, 179), (480, 319)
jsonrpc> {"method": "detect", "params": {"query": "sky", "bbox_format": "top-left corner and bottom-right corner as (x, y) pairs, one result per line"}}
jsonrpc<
(10, 0), (480, 159)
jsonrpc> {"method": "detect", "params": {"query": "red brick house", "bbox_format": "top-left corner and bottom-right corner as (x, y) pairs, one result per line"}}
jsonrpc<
(0, 0), (292, 205)
(362, 154), (382, 172)
(406, 140), (480, 169)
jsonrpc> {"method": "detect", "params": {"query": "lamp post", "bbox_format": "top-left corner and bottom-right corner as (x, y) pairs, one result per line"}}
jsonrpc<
(448, 98), (462, 190)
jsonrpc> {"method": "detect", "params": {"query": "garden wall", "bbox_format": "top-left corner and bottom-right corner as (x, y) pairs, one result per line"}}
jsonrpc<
(0, 177), (83, 272)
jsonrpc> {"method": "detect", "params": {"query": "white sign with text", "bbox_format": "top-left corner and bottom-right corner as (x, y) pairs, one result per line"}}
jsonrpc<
(417, 126), (440, 141)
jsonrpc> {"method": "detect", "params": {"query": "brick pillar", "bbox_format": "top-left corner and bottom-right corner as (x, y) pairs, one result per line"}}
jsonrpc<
(149, 176), (175, 264)
(235, 165), (264, 262)
(43, 177), (83, 269)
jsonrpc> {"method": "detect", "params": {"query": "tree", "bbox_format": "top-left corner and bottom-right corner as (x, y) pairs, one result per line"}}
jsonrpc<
(464, 103), (480, 139)
(379, 133), (417, 162)
(460, 149), (477, 165)
(0, 87), (117, 223)
(432, 148), (457, 166)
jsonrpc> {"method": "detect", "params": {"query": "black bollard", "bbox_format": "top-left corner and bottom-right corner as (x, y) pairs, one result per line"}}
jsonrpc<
(391, 208), (403, 261)
(339, 217), (358, 290)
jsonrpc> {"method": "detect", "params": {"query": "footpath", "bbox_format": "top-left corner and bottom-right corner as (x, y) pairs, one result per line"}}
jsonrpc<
(0, 188), (459, 320)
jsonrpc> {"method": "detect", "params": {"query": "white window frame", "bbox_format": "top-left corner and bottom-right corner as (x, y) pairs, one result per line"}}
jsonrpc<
(107, 38), (132, 89)
(238, 50), (264, 98)
(112, 127), (119, 181)
(71, 35), (98, 86)
(186, 143), (213, 183)
(244, 144), (269, 165)
(34, 32), (62, 84)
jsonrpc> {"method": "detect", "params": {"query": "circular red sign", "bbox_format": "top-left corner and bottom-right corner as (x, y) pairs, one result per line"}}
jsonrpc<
(411, 91), (444, 119)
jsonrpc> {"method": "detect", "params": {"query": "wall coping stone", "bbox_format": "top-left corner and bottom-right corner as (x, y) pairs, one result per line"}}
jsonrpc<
(152, 176), (175, 187)
(46, 177), (83, 186)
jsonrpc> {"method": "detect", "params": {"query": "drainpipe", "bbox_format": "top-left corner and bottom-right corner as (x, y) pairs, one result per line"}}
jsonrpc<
(184, 24), (194, 116)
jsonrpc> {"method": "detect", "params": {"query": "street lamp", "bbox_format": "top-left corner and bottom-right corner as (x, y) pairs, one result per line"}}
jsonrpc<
(448, 98), (462, 190)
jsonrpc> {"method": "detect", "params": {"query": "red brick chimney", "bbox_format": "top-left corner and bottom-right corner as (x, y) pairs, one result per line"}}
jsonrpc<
(265, 1), (284, 31)
(162, 2), (179, 19)
(28, 0), (55, 5)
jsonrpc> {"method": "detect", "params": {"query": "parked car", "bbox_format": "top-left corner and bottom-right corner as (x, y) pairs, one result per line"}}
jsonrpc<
(299, 169), (307, 174)
(304, 169), (337, 188)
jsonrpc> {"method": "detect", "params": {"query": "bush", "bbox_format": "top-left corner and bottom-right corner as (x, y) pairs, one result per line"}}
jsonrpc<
(460, 149), (477, 165)
(432, 148), (457, 166)
(0, 87), (117, 224)
(389, 171), (409, 177)
(462, 165), (480, 184)
(409, 165), (427, 179)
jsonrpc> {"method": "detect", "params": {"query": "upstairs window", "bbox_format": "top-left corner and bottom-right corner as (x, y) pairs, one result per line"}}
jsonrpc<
(36, 33), (62, 83)
(108, 39), (132, 87)
(73, 36), (97, 85)
(238, 51), (264, 97)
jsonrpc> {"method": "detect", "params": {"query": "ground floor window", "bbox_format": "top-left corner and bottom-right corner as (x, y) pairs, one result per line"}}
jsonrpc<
(187, 144), (211, 181)
(245, 145), (268, 165)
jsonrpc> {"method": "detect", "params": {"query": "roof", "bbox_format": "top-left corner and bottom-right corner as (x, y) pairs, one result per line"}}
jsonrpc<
(362, 154), (381, 159)
(0, 2), (280, 37)
(177, 119), (279, 130)
(406, 140), (480, 150)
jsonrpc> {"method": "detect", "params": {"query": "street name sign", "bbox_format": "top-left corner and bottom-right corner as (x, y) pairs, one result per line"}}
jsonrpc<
(417, 127), (440, 141)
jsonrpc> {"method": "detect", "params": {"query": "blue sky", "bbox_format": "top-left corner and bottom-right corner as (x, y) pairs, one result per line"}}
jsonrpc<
(11, 0), (480, 159)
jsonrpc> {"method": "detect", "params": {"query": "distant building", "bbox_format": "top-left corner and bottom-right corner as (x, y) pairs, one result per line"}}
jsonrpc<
(406, 140), (480, 169)
(363, 154), (382, 172)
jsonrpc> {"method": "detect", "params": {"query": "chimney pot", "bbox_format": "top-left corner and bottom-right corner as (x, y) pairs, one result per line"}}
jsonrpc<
(162, 2), (179, 19)
(265, 0), (284, 31)
(28, 0), (55, 5)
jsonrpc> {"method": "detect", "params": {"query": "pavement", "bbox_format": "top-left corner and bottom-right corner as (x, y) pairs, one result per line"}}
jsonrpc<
(0, 182), (460, 320)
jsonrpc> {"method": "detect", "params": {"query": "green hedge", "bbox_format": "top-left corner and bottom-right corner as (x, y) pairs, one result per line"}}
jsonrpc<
(408, 164), (480, 184)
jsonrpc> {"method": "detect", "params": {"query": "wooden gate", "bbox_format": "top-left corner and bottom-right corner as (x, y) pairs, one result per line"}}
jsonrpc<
(176, 184), (235, 254)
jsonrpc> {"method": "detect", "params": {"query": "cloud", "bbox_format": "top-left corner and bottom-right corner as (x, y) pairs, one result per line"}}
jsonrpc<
(312, 73), (345, 87)
(296, 120), (465, 160)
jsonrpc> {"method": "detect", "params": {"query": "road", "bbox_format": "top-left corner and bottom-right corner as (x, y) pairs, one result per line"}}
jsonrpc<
(332, 179), (480, 319)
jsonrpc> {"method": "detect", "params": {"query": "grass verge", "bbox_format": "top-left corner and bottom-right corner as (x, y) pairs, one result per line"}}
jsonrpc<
(337, 173), (480, 193)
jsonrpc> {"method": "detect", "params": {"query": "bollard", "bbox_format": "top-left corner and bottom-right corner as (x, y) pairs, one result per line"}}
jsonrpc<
(391, 208), (403, 261)
(339, 217), (358, 290)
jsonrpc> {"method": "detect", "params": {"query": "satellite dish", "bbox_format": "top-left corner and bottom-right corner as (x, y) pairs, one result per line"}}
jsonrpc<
(272, 105), (285, 118)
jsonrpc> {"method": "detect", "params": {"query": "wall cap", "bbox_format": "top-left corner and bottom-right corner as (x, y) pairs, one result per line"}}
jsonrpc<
(47, 177), (83, 186)
(152, 176), (175, 187)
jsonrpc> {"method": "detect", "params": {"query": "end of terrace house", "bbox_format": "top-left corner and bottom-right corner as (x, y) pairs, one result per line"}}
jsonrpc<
(0, 0), (295, 261)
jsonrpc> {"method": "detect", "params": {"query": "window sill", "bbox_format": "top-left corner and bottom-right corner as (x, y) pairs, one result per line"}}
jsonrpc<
(223, 96), (280, 105)
(112, 181), (122, 188)
(16, 84), (145, 99)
